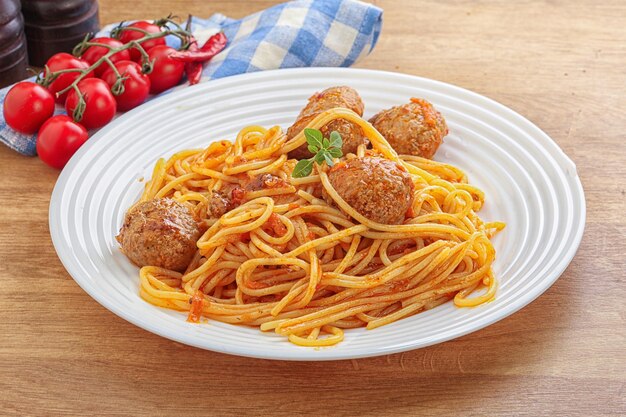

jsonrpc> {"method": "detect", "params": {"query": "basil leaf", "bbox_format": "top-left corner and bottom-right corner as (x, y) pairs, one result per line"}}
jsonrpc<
(322, 137), (330, 148)
(329, 131), (342, 149)
(314, 151), (326, 164)
(323, 152), (335, 167)
(292, 159), (314, 178)
(307, 144), (319, 154)
(304, 128), (323, 149)
(328, 147), (343, 158)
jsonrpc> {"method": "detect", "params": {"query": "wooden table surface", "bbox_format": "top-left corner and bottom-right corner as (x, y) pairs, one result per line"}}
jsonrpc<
(1, 1), (624, 416)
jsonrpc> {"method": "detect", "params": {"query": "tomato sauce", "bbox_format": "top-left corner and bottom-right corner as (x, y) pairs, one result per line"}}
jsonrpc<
(264, 213), (287, 237)
(187, 291), (205, 323)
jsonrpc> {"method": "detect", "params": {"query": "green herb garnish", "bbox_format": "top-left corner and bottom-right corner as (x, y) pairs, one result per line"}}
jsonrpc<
(292, 129), (343, 178)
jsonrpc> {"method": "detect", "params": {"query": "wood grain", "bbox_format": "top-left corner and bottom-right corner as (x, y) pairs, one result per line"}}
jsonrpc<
(1, 1), (625, 416)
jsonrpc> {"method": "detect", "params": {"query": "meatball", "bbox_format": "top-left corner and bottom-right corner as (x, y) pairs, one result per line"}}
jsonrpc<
(244, 173), (288, 192)
(369, 98), (448, 159)
(207, 190), (231, 218)
(325, 156), (414, 224)
(286, 86), (369, 159)
(116, 198), (203, 272)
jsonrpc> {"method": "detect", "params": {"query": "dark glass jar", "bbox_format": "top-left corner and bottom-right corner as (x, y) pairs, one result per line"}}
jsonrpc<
(0, 0), (28, 87)
(22, 0), (99, 66)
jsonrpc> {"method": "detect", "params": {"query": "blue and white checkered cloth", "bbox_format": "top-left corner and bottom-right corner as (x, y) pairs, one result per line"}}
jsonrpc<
(0, 0), (382, 156)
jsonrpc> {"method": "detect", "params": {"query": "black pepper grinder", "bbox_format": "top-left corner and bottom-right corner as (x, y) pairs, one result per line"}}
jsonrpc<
(0, 0), (28, 87)
(21, 0), (100, 67)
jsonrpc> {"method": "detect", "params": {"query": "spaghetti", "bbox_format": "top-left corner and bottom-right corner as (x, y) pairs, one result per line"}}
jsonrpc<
(135, 108), (504, 347)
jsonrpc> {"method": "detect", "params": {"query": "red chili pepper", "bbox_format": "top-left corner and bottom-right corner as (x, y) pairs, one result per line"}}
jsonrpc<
(200, 32), (227, 53)
(184, 37), (203, 85)
(170, 32), (227, 63)
(186, 62), (203, 85)
(182, 16), (204, 85)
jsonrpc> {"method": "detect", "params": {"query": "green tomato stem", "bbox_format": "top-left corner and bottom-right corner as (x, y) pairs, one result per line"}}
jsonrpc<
(71, 84), (86, 123)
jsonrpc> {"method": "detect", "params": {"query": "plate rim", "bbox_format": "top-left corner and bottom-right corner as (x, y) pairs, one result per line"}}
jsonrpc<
(49, 67), (586, 360)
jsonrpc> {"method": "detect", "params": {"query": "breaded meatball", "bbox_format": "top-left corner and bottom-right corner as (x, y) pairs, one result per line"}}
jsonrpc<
(116, 198), (203, 272)
(369, 98), (448, 159)
(287, 86), (369, 159)
(303, 86), (364, 115)
(325, 156), (414, 224)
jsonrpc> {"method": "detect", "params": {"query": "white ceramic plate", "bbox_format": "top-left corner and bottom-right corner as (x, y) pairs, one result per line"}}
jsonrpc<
(49, 68), (585, 360)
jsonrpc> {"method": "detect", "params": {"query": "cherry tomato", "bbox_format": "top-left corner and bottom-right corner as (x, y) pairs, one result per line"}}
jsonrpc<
(116, 21), (165, 62)
(43, 53), (93, 104)
(3, 81), (55, 134)
(101, 60), (150, 111)
(65, 78), (117, 129)
(80, 37), (131, 77)
(36, 115), (89, 169)
(146, 45), (184, 94)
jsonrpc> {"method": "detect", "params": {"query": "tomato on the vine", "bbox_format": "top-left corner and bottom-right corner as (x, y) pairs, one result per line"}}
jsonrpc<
(3, 81), (55, 134)
(36, 115), (89, 169)
(101, 60), (151, 111)
(43, 53), (93, 104)
(65, 78), (117, 129)
(146, 45), (184, 94)
(80, 37), (131, 77)
(116, 21), (165, 62)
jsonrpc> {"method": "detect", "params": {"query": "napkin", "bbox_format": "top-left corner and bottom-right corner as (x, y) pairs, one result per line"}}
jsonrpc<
(0, 0), (382, 156)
